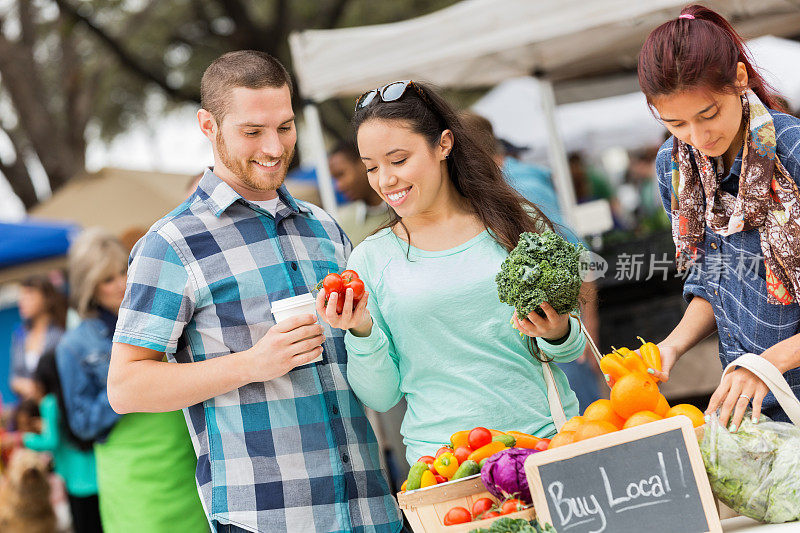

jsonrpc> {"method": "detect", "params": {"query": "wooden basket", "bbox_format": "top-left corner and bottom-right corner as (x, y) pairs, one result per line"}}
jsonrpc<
(397, 474), (536, 532)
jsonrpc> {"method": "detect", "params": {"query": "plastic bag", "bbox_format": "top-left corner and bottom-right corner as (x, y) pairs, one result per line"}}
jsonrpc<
(700, 412), (800, 523)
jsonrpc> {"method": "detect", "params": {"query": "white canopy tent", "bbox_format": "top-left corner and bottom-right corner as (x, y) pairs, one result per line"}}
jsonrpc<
(472, 78), (665, 157)
(472, 35), (800, 160)
(289, 0), (800, 231)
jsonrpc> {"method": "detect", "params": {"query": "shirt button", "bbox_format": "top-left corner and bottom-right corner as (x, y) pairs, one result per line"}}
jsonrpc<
(342, 453), (349, 463)
(290, 262), (298, 271)
(710, 242), (717, 249)
(332, 405), (339, 415)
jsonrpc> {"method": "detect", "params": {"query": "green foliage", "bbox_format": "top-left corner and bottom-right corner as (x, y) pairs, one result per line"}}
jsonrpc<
(496, 231), (585, 319)
(469, 517), (556, 533)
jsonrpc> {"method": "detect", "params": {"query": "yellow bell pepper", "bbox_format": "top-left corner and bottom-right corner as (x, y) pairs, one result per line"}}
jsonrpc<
(612, 346), (634, 357)
(450, 430), (470, 450)
(637, 336), (662, 378)
(599, 353), (628, 381)
(433, 452), (459, 479)
(420, 470), (437, 488)
(622, 353), (648, 375)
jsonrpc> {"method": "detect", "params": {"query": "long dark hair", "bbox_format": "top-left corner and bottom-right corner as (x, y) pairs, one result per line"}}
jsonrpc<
(20, 275), (67, 330)
(33, 351), (95, 451)
(638, 5), (784, 111)
(352, 81), (551, 252)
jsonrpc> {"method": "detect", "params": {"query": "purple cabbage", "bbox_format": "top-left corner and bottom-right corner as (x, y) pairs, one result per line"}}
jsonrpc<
(480, 447), (540, 504)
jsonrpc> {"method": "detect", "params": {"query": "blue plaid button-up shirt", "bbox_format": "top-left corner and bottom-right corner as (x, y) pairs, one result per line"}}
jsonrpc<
(655, 110), (800, 422)
(114, 170), (401, 533)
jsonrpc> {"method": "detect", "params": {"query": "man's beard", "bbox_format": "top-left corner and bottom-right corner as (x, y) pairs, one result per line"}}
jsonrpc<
(216, 129), (293, 192)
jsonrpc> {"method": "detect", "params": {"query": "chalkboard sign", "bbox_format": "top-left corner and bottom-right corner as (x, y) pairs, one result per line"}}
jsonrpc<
(525, 416), (721, 533)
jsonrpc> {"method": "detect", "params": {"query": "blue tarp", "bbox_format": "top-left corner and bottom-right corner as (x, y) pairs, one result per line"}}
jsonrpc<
(0, 218), (78, 269)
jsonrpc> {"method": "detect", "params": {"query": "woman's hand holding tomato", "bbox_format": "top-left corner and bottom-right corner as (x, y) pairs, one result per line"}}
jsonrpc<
(512, 302), (570, 341)
(315, 271), (372, 335)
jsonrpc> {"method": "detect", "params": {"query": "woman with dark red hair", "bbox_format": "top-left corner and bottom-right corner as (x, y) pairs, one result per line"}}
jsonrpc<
(639, 5), (800, 432)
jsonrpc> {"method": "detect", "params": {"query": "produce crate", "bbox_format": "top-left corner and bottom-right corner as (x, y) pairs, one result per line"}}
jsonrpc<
(397, 474), (536, 532)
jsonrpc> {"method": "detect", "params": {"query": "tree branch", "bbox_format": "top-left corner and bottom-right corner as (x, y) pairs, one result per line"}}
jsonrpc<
(53, 0), (200, 102)
(0, 126), (37, 209)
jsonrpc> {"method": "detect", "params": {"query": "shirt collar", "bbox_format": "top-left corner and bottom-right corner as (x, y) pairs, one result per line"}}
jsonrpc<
(197, 168), (309, 217)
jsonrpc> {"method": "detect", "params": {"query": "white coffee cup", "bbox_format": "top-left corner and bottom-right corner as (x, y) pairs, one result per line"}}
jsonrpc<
(271, 293), (323, 365)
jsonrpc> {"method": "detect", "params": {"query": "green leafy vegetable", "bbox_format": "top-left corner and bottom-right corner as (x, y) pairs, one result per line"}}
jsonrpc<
(468, 517), (556, 533)
(496, 231), (585, 319)
(700, 412), (800, 523)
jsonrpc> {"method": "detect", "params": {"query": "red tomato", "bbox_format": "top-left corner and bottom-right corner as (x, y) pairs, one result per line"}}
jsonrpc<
(534, 438), (551, 452)
(471, 498), (495, 519)
(454, 446), (472, 464)
(435, 446), (454, 458)
(322, 273), (343, 295)
(345, 278), (365, 301)
(335, 297), (345, 314)
(500, 499), (525, 515)
(418, 455), (437, 475)
(482, 511), (501, 519)
(340, 269), (359, 283)
(468, 427), (493, 450)
(434, 474), (447, 484)
(443, 507), (471, 525)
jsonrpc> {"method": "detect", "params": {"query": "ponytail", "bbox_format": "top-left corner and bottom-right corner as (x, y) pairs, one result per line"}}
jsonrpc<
(638, 4), (784, 112)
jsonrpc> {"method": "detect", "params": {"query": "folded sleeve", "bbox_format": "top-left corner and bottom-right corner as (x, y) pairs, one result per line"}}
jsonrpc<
(113, 231), (196, 354)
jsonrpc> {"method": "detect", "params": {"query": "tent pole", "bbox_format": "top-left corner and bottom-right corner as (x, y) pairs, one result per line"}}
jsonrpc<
(537, 78), (577, 227)
(302, 102), (338, 217)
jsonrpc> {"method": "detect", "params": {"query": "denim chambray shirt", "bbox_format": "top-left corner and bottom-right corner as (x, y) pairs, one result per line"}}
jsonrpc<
(655, 110), (800, 423)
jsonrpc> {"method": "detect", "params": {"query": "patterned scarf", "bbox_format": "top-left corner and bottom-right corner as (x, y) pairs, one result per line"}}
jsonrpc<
(671, 90), (800, 305)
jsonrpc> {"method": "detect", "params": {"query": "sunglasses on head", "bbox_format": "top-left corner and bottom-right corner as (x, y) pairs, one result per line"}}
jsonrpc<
(355, 80), (430, 111)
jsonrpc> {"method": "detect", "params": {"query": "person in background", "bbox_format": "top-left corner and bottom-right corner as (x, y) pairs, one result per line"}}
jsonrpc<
(56, 228), (207, 533)
(10, 276), (66, 400)
(569, 152), (614, 204)
(616, 147), (670, 233)
(329, 141), (391, 246)
(23, 351), (101, 533)
(461, 111), (603, 411)
(9, 398), (40, 433)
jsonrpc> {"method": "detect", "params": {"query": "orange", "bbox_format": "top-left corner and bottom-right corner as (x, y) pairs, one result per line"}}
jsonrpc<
(654, 394), (670, 417)
(622, 410), (663, 429)
(548, 431), (576, 449)
(574, 420), (618, 442)
(665, 404), (706, 428)
(583, 399), (625, 429)
(560, 416), (585, 433)
(610, 371), (660, 419)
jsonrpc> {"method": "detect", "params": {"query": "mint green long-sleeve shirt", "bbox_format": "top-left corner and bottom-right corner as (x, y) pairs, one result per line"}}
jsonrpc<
(344, 229), (584, 464)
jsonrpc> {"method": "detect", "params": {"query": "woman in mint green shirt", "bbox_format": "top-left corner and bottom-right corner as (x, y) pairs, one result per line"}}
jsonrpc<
(24, 351), (101, 532)
(316, 81), (585, 464)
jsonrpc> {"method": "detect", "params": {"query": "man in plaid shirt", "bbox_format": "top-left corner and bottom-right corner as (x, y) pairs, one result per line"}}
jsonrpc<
(108, 51), (401, 533)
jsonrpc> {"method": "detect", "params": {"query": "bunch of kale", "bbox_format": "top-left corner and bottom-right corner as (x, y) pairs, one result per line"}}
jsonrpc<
(496, 231), (585, 320)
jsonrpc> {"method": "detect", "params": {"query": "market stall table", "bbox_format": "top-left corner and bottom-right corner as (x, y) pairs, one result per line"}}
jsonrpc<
(722, 517), (800, 531)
